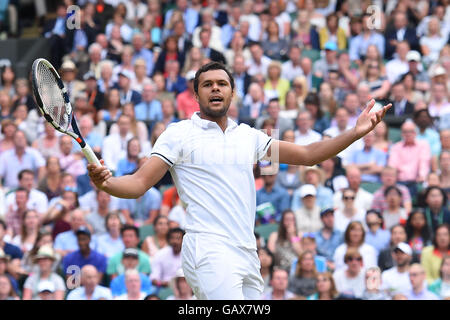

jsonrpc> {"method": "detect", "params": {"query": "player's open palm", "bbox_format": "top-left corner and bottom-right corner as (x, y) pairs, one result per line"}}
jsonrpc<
(355, 99), (391, 138)
(87, 159), (112, 190)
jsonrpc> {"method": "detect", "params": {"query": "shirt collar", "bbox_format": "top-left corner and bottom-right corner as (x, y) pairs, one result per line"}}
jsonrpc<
(191, 112), (238, 131)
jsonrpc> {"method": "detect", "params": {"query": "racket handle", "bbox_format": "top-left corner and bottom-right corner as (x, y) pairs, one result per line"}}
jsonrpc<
(82, 144), (101, 166)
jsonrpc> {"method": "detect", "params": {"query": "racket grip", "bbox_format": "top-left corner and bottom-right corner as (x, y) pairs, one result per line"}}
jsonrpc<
(81, 144), (101, 166)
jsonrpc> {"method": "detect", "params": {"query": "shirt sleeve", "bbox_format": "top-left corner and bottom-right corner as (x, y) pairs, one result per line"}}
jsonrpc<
(252, 127), (274, 161)
(150, 124), (182, 167)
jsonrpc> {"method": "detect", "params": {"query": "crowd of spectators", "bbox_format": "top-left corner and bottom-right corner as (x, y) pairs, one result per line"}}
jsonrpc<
(0, 0), (450, 300)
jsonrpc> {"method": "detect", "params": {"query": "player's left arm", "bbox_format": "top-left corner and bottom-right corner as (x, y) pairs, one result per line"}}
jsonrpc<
(270, 100), (391, 166)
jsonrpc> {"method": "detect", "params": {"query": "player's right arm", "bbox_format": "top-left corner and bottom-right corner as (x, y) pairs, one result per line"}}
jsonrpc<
(87, 157), (170, 199)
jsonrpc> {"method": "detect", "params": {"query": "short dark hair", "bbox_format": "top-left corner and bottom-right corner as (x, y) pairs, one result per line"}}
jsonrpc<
(193, 62), (235, 95)
(18, 169), (34, 181)
(121, 224), (140, 238)
(0, 219), (6, 231)
(167, 227), (185, 241)
(384, 185), (402, 198)
(15, 187), (29, 197)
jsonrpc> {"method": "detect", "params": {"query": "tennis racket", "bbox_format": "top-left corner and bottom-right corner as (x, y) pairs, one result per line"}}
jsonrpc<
(31, 58), (101, 166)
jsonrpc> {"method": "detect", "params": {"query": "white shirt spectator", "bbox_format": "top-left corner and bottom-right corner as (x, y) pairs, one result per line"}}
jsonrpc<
(246, 55), (272, 77)
(101, 132), (134, 172)
(5, 189), (49, 216)
(381, 266), (413, 296)
(385, 58), (409, 84)
(281, 60), (304, 82)
(333, 267), (366, 298)
(333, 243), (378, 271)
(78, 190), (121, 214)
(294, 129), (322, 146)
(168, 205), (187, 230)
(333, 208), (366, 234)
(333, 188), (374, 212)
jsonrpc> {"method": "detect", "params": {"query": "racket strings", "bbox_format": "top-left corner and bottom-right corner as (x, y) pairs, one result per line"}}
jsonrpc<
(36, 63), (70, 131)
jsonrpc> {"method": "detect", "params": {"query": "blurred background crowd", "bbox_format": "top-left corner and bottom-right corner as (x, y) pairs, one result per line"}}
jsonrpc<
(0, 0), (449, 300)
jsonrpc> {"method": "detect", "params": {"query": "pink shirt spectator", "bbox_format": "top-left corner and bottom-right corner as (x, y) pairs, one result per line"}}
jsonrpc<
(388, 139), (431, 182)
(149, 246), (182, 284)
(371, 184), (412, 212)
(176, 90), (199, 120)
(5, 209), (23, 237)
(59, 154), (87, 178)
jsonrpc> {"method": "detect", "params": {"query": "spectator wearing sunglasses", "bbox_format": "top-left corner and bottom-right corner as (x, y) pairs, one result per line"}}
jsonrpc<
(365, 209), (391, 254)
(333, 188), (366, 233)
(332, 248), (366, 299)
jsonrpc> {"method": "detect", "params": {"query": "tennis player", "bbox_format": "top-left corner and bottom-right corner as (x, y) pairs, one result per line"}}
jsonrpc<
(87, 62), (390, 300)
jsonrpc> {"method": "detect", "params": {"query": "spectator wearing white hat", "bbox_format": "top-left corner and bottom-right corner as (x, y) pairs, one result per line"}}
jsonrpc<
(381, 242), (413, 297)
(294, 184), (322, 234)
(406, 50), (430, 93)
(36, 280), (55, 300)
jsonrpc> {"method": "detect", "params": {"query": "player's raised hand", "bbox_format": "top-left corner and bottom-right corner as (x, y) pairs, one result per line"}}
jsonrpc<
(354, 99), (391, 139)
(87, 159), (112, 190)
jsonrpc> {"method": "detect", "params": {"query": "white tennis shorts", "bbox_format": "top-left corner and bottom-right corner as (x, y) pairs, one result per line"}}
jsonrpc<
(181, 232), (264, 300)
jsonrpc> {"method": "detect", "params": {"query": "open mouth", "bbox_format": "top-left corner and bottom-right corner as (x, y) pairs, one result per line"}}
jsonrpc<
(209, 96), (224, 104)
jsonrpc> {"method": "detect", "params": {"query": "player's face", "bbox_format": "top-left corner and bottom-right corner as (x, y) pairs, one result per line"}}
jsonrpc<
(195, 69), (234, 119)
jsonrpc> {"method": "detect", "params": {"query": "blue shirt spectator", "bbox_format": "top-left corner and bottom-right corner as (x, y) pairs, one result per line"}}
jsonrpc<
(349, 18), (385, 62)
(0, 146), (45, 189)
(314, 208), (344, 262)
(347, 136), (387, 183)
(134, 100), (162, 122)
(164, 5), (199, 35)
(119, 187), (162, 224)
(62, 248), (108, 275)
(256, 175), (291, 222)
(365, 228), (391, 255)
(315, 229), (343, 262)
(115, 158), (137, 177)
(94, 233), (125, 259)
(110, 272), (155, 297)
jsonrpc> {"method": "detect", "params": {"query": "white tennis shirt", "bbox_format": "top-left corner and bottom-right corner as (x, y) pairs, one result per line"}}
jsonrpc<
(151, 112), (273, 250)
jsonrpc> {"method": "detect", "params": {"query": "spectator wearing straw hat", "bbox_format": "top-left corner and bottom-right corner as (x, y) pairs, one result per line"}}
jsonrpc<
(22, 245), (65, 300)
